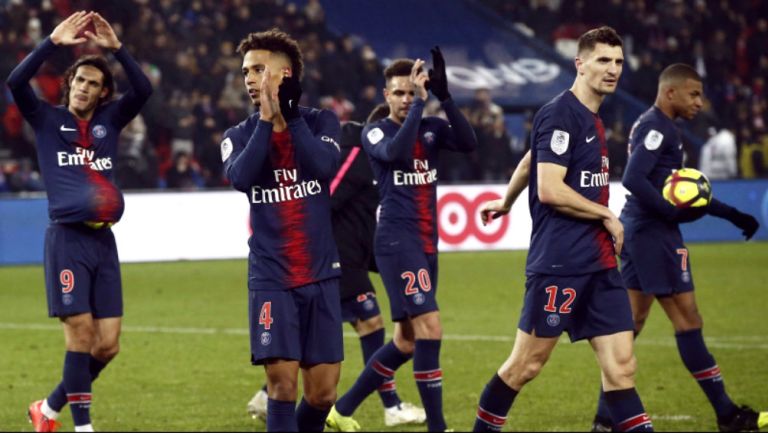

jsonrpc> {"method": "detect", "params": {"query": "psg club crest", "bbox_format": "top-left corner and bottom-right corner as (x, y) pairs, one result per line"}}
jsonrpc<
(682, 271), (691, 283)
(413, 293), (426, 305)
(546, 314), (560, 327)
(92, 125), (107, 139)
(423, 131), (436, 144)
(260, 332), (272, 346)
(62, 294), (74, 306)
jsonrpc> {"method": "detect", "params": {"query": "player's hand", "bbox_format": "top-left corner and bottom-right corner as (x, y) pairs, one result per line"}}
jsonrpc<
(479, 199), (510, 226)
(85, 13), (122, 51)
(410, 59), (428, 101)
(50, 11), (92, 46)
(727, 209), (759, 240)
(278, 75), (302, 121)
(426, 46), (451, 102)
(259, 67), (280, 122)
(603, 214), (624, 255)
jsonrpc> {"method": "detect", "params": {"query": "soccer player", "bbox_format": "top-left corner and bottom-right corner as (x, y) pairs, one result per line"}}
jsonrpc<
(7, 11), (152, 433)
(222, 29), (343, 432)
(590, 64), (766, 432)
(472, 27), (654, 432)
(326, 47), (478, 432)
(247, 103), (426, 427)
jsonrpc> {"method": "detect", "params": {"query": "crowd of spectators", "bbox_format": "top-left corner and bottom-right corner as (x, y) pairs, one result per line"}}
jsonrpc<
(483, 0), (768, 179)
(2, 0), (768, 195)
(0, 0), (387, 193)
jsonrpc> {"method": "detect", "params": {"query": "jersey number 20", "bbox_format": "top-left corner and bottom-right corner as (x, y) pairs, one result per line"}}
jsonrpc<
(401, 269), (432, 295)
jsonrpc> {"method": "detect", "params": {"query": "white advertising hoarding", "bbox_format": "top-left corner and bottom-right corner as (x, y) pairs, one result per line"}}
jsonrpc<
(112, 183), (630, 262)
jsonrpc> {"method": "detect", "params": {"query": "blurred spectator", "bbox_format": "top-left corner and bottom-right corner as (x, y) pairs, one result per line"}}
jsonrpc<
(700, 129), (738, 179)
(7, 158), (44, 192)
(165, 151), (204, 190)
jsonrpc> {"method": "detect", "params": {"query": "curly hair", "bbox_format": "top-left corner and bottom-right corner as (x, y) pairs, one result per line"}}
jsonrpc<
(60, 55), (114, 106)
(237, 28), (304, 79)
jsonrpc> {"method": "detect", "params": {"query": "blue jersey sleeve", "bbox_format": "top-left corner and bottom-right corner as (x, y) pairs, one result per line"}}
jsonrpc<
(362, 98), (425, 162)
(622, 126), (676, 218)
(223, 120), (273, 192)
(534, 108), (574, 167)
(437, 98), (478, 152)
(5, 37), (58, 126)
(287, 109), (342, 180)
(111, 46), (153, 129)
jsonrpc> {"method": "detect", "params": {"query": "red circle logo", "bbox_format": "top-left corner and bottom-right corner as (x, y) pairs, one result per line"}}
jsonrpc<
(437, 191), (509, 245)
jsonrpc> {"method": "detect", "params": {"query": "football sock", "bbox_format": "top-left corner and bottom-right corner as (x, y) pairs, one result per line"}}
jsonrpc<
(604, 388), (653, 431)
(360, 329), (401, 408)
(676, 328), (737, 419)
(473, 373), (518, 432)
(63, 351), (93, 428)
(414, 339), (446, 432)
(335, 340), (411, 416)
(40, 399), (59, 420)
(47, 355), (108, 412)
(296, 398), (331, 432)
(267, 398), (297, 432)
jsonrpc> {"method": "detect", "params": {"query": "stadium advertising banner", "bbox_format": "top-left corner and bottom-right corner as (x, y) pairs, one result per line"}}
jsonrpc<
(1, 181), (767, 265)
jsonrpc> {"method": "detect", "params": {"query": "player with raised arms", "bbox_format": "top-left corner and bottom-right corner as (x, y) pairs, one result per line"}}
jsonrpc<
(326, 48), (478, 432)
(7, 11), (152, 432)
(590, 63), (765, 432)
(472, 26), (654, 432)
(221, 29), (343, 432)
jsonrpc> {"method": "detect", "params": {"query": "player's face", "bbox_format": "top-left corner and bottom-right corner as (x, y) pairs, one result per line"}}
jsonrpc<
(577, 43), (624, 96)
(384, 76), (415, 123)
(672, 78), (704, 120)
(68, 65), (107, 117)
(242, 49), (292, 107)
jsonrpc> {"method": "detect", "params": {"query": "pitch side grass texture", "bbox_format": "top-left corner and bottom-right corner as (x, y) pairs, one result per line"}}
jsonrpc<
(1, 243), (766, 431)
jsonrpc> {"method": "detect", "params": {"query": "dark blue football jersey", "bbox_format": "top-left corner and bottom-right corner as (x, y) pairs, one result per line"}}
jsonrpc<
(223, 109), (342, 291)
(527, 91), (617, 275)
(622, 106), (684, 222)
(361, 98), (477, 254)
(6, 38), (152, 224)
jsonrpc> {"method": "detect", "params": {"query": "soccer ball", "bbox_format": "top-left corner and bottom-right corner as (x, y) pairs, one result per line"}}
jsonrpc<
(662, 168), (712, 208)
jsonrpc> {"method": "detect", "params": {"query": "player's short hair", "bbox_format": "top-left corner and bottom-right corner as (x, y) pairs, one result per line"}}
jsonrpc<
(384, 59), (421, 83)
(61, 55), (114, 106)
(577, 26), (623, 56)
(659, 63), (702, 86)
(367, 103), (390, 123)
(237, 28), (304, 79)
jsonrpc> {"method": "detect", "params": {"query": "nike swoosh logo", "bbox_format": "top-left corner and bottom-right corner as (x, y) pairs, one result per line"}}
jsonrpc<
(586, 136), (596, 143)
(60, 125), (77, 132)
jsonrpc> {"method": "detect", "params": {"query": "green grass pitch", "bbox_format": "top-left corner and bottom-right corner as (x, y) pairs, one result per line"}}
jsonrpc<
(1, 242), (766, 431)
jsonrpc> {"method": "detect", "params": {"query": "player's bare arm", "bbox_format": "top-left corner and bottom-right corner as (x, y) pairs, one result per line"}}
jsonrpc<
(50, 11), (92, 46)
(410, 59), (428, 101)
(480, 150), (531, 225)
(84, 12), (122, 51)
(538, 162), (623, 253)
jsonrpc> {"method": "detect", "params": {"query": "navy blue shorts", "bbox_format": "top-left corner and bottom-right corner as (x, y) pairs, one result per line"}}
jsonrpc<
(249, 278), (344, 366)
(44, 223), (123, 319)
(341, 292), (381, 323)
(376, 251), (438, 322)
(518, 268), (634, 342)
(621, 223), (694, 296)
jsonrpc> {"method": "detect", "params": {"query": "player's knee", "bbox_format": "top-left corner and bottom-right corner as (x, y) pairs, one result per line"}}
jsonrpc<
(392, 333), (415, 354)
(304, 388), (336, 410)
(500, 356), (546, 387)
(605, 354), (637, 388)
(633, 313), (648, 332)
(268, 379), (298, 401)
(92, 341), (119, 362)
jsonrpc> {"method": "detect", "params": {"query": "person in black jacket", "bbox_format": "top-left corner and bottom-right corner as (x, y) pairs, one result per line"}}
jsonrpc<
(246, 105), (426, 427)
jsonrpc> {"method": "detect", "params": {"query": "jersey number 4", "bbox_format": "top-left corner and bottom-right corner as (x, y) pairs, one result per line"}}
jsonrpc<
(401, 269), (432, 295)
(259, 302), (274, 330)
(544, 286), (576, 314)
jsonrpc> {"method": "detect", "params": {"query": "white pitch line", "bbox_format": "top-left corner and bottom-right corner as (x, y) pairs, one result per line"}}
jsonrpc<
(0, 323), (766, 350)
